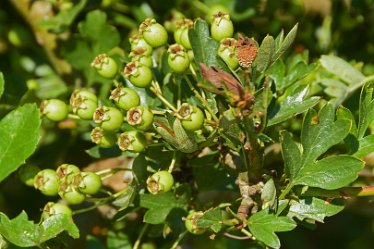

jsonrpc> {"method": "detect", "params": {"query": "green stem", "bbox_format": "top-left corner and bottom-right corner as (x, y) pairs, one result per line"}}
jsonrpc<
(191, 0), (210, 14)
(67, 114), (80, 120)
(184, 76), (219, 123)
(150, 82), (178, 112)
(170, 230), (188, 249)
(168, 151), (177, 173)
(279, 183), (294, 200)
(133, 223), (149, 249)
(240, 228), (253, 238)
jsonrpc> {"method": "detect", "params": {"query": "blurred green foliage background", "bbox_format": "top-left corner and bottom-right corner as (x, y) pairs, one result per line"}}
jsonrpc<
(0, 0), (374, 248)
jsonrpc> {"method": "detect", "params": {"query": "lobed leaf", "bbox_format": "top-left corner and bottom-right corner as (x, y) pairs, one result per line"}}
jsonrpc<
(281, 104), (364, 195)
(0, 104), (40, 183)
(140, 192), (187, 224)
(0, 212), (79, 247)
(267, 86), (320, 126)
(320, 55), (365, 86)
(353, 134), (374, 158)
(248, 209), (296, 249)
(288, 197), (344, 223)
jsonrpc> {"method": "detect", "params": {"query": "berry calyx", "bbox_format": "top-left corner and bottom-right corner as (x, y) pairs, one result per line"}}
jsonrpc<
(130, 48), (153, 68)
(93, 106), (124, 131)
(127, 106), (154, 131)
(124, 61), (153, 88)
(146, 170), (174, 194)
(40, 99), (68, 122)
(110, 86), (140, 111)
(118, 130), (147, 153)
(167, 44), (190, 73)
(139, 18), (168, 48)
(174, 18), (193, 49)
(91, 53), (118, 79)
(129, 34), (153, 56)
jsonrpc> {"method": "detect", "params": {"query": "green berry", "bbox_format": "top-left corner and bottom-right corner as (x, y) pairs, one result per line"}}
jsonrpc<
(90, 127), (117, 148)
(40, 99), (68, 122)
(167, 44), (190, 73)
(34, 169), (60, 196)
(218, 38), (239, 69)
(42, 202), (72, 219)
(70, 89), (98, 120)
(211, 12), (234, 42)
(139, 18), (168, 48)
(178, 103), (205, 131)
(110, 87), (140, 111)
(127, 106), (154, 131)
(93, 106), (124, 131)
(146, 170), (174, 194)
(77, 172), (102, 195)
(185, 211), (206, 235)
(124, 61), (153, 88)
(91, 54), (118, 79)
(118, 130), (147, 153)
(129, 34), (153, 56)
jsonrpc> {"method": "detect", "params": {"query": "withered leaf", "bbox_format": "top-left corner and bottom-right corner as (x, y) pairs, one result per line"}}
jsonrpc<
(200, 63), (243, 96)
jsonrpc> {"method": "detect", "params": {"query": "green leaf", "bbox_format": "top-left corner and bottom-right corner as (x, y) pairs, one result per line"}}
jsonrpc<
(280, 104), (364, 194)
(288, 197), (344, 223)
(248, 209), (296, 249)
(62, 10), (120, 84)
(39, 214), (79, 242)
(271, 23), (298, 63)
(107, 231), (132, 249)
(140, 192), (187, 224)
(38, 0), (87, 32)
(253, 35), (275, 72)
(85, 145), (122, 159)
(112, 185), (137, 211)
(196, 208), (223, 233)
(0, 104), (40, 183)
(295, 155), (364, 189)
(358, 83), (374, 138)
(0, 212), (79, 247)
(267, 86), (320, 126)
(189, 19), (220, 68)
(320, 55), (365, 86)
(353, 134), (374, 158)
(261, 178), (277, 209)
(0, 72), (3, 100)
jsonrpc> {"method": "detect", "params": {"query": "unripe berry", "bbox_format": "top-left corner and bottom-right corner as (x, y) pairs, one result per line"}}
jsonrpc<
(40, 99), (68, 122)
(70, 89), (98, 120)
(42, 202), (72, 219)
(129, 34), (153, 56)
(177, 103), (205, 131)
(90, 127), (117, 148)
(127, 106), (154, 131)
(167, 44), (190, 73)
(218, 38), (239, 69)
(185, 211), (206, 235)
(91, 53), (118, 79)
(34, 169), (60, 196)
(210, 12), (234, 42)
(118, 130), (147, 153)
(110, 86), (140, 111)
(139, 18), (168, 48)
(124, 61), (153, 88)
(146, 171), (174, 194)
(93, 106), (124, 131)
(77, 172), (102, 195)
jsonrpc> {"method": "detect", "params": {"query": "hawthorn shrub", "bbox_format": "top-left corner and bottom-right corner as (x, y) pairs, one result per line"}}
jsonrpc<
(1, 1), (374, 249)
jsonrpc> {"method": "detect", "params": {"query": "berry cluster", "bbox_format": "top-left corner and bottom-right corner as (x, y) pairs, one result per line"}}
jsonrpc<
(37, 9), (247, 232)
(33, 164), (102, 205)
